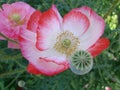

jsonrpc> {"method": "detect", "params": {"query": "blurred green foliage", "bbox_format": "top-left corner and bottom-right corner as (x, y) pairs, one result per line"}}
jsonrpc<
(0, 0), (120, 90)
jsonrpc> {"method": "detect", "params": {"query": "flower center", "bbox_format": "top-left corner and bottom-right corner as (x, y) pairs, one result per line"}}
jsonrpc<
(11, 13), (21, 23)
(9, 13), (25, 26)
(54, 31), (80, 56)
(62, 39), (71, 48)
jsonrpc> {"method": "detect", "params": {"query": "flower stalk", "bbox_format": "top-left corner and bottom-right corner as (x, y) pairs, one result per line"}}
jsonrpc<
(0, 69), (26, 77)
(0, 32), (18, 44)
(103, 0), (120, 19)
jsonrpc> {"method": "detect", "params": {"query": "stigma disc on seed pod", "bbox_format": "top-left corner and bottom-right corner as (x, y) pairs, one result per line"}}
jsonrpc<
(69, 50), (93, 75)
(18, 80), (25, 87)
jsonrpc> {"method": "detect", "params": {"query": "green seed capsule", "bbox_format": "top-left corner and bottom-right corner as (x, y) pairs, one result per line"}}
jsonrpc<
(69, 50), (93, 75)
(18, 80), (25, 87)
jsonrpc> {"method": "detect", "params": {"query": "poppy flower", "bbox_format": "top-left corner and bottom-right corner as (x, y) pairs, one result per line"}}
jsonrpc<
(19, 5), (109, 76)
(0, 2), (35, 48)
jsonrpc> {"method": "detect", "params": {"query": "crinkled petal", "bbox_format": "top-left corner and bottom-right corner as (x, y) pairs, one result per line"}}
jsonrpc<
(19, 29), (39, 62)
(36, 7), (61, 51)
(27, 58), (69, 76)
(38, 48), (67, 63)
(19, 29), (67, 63)
(0, 12), (10, 29)
(87, 38), (110, 57)
(0, 19), (17, 39)
(27, 11), (42, 32)
(36, 58), (68, 76)
(74, 6), (105, 50)
(62, 10), (90, 37)
(19, 29), (68, 76)
(0, 14), (10, 39)
(2, 4), (13, 16)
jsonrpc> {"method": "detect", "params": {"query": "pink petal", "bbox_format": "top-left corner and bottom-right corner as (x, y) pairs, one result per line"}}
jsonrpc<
(19, 29), (68, 76)
(36, 7), (61, 51)
(74, 6), (105, 50)
(19, 29), (39, 62)
(0, 11), (10, 29)
(2, 4), (13, 16)
(27, 63), (42, 74)
(19, 29), (67, 63)
(51, 5), (62, 24)
(62, 10), (90, 37)
(8, 41), (19, 49)
(27, 10), (42, 32)
(12, 2), (33, 9)
(38, 48), (68, 63)
(0, 17), (13, 38)
(27, 58), (68, 76)
(87, 38), (110, 57)
(19, 30), (67, 63)
(0, 18), (16, 39)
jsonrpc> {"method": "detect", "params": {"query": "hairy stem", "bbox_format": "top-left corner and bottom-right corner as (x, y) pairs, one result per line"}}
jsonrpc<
(0, 69), (26, 77)
(5, 74), (20, 89)
(7, 0), (11, 3)
(103, 0), (120, 19)
(0, 32), (18, 44)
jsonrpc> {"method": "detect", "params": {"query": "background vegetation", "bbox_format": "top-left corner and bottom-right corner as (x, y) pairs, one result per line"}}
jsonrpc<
(0, 0), (120, 90)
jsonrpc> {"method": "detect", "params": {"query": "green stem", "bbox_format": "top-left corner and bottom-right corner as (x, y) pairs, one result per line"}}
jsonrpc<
(0, 69), (26, 77)
(0, 32), (18, 44)
(95, 58), (104, 83)
(103, 0), (120, 19)
(14, 59), (26, 68)
(4, 74), (20, 89)
(7, 0), (11, 3)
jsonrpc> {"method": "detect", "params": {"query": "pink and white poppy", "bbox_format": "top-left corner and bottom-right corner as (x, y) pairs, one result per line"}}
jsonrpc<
(19, 5), (109, 76)
(0, 2), (35, 48)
